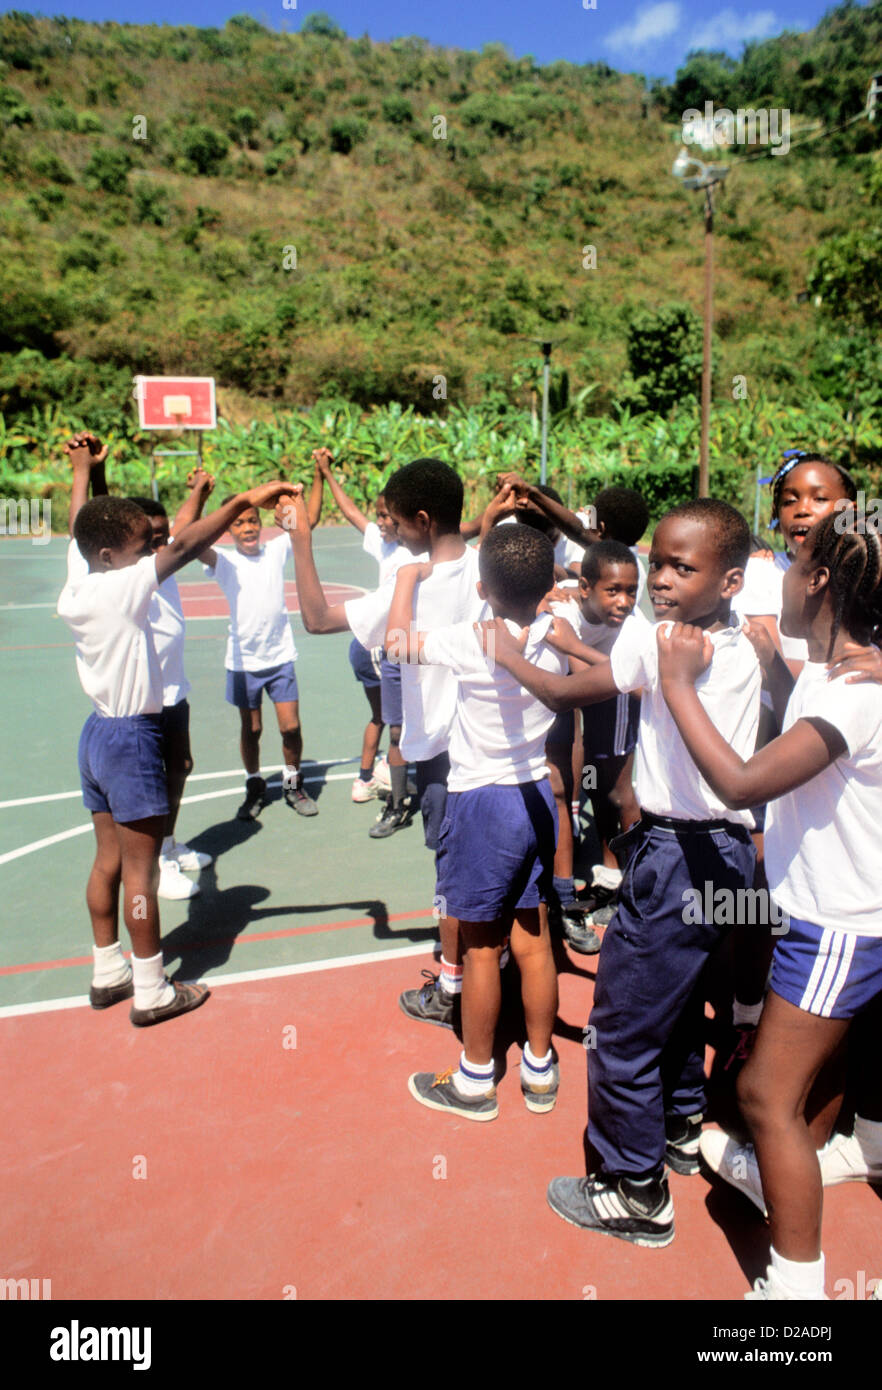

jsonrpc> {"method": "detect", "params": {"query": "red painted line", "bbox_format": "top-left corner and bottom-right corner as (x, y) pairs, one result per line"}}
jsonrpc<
(0, 908), (436, 977)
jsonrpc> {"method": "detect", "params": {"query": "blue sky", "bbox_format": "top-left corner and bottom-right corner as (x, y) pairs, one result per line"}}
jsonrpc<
(5, 1), (857, 79)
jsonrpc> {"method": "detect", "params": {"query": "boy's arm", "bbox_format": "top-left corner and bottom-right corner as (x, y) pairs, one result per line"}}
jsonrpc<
(306, 457), (324, 529)
(278, 485), (351, 633)
(544, 617), (612, 667)
(156, 482), (297, 583)
(499, 472), (591, 547)
(384, 562), (433, 662)
(741, 618), (795, 726)
(478, 482), (518, 542)
(826, 641), (882, 687)
(460, 504), (487, 541)
(657, 623), (845, 808)
(172, 467), (215, 536)
(313, 448), (369, 533)
(474, 617), (618, 711)
(64, 434), (108, 536)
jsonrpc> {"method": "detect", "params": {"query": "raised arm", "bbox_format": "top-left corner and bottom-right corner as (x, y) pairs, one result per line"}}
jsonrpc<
(65, 433), (109, 536)
(172, 467), (215, 536)
(499, 472), (592, 548)
(474, 617), (618, 711)
(277, 485), (352, 633)
(385, 562), (433, 662)
(741, 617), (795, 727)
(657, 623), (845, 809)
(478, 482), (518, 543)
(313, 448), (369, 533)
(306, 457), (324, 529)
(156, 482), (297, 583)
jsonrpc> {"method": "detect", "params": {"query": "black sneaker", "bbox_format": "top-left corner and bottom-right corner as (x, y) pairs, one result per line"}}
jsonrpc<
(665, 1111), (704, 1176)
(408, 1067), (498, 1122)
(399, 970), (458, 1029)
(547, 1172), (674, 1247)
(369, 798), (413, 839)
(237, 775), (267, 821)
(284, 776), (319, 817)
(562, 908), (602, 956)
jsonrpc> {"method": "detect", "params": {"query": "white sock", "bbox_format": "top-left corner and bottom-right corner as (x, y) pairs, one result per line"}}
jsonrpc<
(131, 951), (175, 1010)
(854, 1114), (882, 1156)
(455, 1052), (494, 1097)
(521, 1042), (553, 1087)
(439, 956), (462, 996)
(160, 836), (175, 857)
(92, 942), (131, 988)
(732, 998), (764, 1028)
(770, 1246), (826, 1298)
(282, 765), (299, 789)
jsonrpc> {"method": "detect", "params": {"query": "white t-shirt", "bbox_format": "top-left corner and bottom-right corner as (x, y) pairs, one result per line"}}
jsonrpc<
(361, 522), (417, 586)
(765, 663), (882, 935)
(609, 616), (761, 827)
(205, 534), (297, 672)
(734, 552), (808, 663)
(67, 538), (190, 706)
(57, 554), (164, 718)
(551, 596), (651, 660)
(420, 613), (567, 792)
(345, 545), (489, 762)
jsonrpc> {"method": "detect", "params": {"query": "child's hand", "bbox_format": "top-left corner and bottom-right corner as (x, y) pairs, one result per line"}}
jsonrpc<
(395, 560), (434, 583)
(273, 482), (307, 531)
(545, 617), (577, 652)
(472, 616), (526, 663)
(311, 448), (334, 477)
(657, 622), (713, 684)
(826, 641), (882, 685)
(484, 481), (518, 522)
(186, 467), (215, 494)
(63, 433), (108, 469)
(246, 480), (298, 512)
(496, 471), (529, 496)
(741, 617), (778, 675)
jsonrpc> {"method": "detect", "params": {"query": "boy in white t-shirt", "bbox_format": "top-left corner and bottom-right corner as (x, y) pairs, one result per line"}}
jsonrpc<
(478, 498), (761, 1245)
(58, 481), (296, 1026)
(386, 525), (566, 1119)
(312, 447), (417, 803)
(203, 494), (319, 821)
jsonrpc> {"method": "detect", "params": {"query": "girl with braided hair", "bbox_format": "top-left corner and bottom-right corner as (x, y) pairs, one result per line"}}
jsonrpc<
(656, 514), (882, 1300)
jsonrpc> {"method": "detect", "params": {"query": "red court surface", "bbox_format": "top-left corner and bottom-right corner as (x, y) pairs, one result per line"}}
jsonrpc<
(2, 948), (878, 1303)
(179, 580), (363, 620)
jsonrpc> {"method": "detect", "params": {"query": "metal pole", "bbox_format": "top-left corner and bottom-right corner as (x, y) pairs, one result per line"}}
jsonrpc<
(700, 184), (714, 498)
(540, 342), (551, 485)
(150, 452), (159, 502)
(753, 461), (761, 534)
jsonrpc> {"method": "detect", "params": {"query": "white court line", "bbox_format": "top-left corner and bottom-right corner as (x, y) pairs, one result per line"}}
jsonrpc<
(0, 769), (359, 864)
(0, 942), (433, 1020)
(0, 757), (358, 810)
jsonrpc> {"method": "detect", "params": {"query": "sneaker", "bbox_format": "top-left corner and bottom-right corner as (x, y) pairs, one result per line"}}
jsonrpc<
(562, 909), (602, 956)
(721, 1023), (758, 1076)
(591, 864), (623, 891)
(698, 1129), (767, 1215)
(158, 859), (200, 900)
(165, 841), (212, 871)
(369, 798), (413, 838)
(818, 1130), (882, 1187)
(522, 1060), (560, 1113)
(284, 776), (319, 817)
(130, 980), (210, 1027)
(373, 756), (392, 792)
(408, 1067), (498, 1122)
(351, 776), (379, 803)
(547, 1172), (675, 1248)
(89, 976), (134, 1009)
(399, 970), (458, 1029)
(575, 881), (616, 915)
(745, 1267), (828, 1301)
(665, 1111), (704, 1176)
(237, 775), (267, 821)
(590, 903), (616, 927)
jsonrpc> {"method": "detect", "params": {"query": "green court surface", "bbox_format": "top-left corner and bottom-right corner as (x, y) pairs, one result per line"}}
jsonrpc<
(0, 528), (439, 1010)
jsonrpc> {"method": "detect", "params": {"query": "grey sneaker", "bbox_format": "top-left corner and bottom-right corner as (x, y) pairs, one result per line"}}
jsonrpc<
(521, 1060), (560, 1113)
(408, 1068), (498, 1121)
(665, 1111), (704, 1176)
(237, 775), (267, 821)
(284, 776), (319, 816)
(547, 1172), (674, 1247)
(399, 970), (458, 1029)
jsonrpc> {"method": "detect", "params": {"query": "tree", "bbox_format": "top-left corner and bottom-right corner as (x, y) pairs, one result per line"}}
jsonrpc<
(622, 303), (703, 413)
(179, 124), (229, 175)
(302, 12), (345, 39)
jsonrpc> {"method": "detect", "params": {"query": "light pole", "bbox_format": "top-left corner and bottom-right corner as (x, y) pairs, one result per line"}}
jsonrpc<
(526, 337), (565, 485)
(671, 148), (729, 497)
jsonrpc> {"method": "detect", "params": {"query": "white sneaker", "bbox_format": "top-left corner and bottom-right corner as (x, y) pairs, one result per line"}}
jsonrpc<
(591, 864), (623, 891)
(166, 841), (212, 871)
(818, 1130), (882, 1187)
(699, 1129), (767, 1216)
(351, 777), (379, 803)
(158, 859), (201, 900)
(745, 1267), (828, 1301)
(373, 757), (392, 792)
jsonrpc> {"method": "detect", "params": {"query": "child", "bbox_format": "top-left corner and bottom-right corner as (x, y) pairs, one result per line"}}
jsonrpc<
(477, 498), (760, 1244)
(57, 479), (296, 1025)
(656, 514), (882, 1299)
(312, 447), (418, 803)
(65, 438), (215, 901)
(284, 459), (489, 1028)
(549, 540), (646, 954)
(202, 489), (319, 820)
(388, 525), (566, 1119)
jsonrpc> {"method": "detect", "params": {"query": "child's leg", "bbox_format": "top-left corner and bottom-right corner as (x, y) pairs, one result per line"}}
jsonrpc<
(274, 699), (302, 771)
(738, 990), (850, 1261)
(546, 736), (574, 893)
(162, 701), (194, 843)
(589, 755), (635, 868)
(510, 906), (558, 1059)
(459, 920), (503, 1064)
(387, 724), (407, 804)
(116, 815), (165, 958)
(87, 811), (123, 947)
(360, 685), (384, 775)
(239, 706), (262, 774)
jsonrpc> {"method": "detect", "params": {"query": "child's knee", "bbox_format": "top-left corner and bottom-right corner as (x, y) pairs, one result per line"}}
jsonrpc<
(389, 725), (401, 747)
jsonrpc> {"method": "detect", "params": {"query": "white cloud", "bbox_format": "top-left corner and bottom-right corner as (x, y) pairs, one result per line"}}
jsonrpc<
(689, 9), (779, 51)
(606, 3), (682, 53)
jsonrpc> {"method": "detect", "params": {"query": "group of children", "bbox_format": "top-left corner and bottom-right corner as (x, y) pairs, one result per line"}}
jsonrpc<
(58, 434), (882, 1299)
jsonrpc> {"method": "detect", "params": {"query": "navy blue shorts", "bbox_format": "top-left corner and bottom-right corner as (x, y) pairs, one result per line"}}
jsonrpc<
(582, 693), (640, 759)
(79, 712), (169, 824)
(416, 751), (450, 851)
(546, 709), (575, 748)
(771, 917), (882, 1019)
(380, 657), (402, 727)
(160, 698), (191, 771)
(434, 779), (558, 922)
(349, 637), (382, 690)
(225, 662), (299, 710)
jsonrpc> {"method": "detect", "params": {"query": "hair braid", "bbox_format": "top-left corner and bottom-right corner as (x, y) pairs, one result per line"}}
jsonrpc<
(807, 515), (882, 659)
